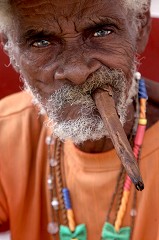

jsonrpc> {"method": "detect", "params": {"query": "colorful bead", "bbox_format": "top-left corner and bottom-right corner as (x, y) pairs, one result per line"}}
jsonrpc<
(139, 98), (147, 119)
(67, 209), (76, 232)
(124, 176), (131, 191)
(138, 118), (147, 125)
(138, 79), (148, 99)
(114, 191), (130, 232)
(62, 188), (72, 209)
(62, 188), (76, 232)
(134, 125), (146, 146)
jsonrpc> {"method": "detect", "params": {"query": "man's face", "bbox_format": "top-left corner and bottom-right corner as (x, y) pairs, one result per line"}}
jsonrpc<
(8, 0), (138, 143)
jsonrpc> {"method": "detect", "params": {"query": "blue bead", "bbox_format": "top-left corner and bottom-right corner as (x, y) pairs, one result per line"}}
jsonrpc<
(138, 79), (148, 99)
(62, 188), (72, 209)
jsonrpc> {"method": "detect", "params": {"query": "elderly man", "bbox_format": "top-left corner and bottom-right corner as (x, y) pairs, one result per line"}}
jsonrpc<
(0, 0), (159, 240)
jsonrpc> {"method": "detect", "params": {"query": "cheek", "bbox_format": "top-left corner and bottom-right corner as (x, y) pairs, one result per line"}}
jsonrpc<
(17, 50), (52, 86)
(19, 57), (39, 86)
(17, 52), (58, 98)
(91, 42), (135, 76)
(88, 39), (136, 95)
(16, 45), (59, 79)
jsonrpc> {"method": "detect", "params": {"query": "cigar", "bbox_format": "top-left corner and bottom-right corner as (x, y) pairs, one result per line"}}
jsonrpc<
(92, 86), (144, 191)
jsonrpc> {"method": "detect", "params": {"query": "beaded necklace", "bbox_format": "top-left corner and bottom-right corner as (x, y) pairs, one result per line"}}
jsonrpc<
(46, 74), (148, 240)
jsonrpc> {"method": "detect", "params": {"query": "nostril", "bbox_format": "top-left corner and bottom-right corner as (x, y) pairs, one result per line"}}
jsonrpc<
(54, 65), (90, 85)
(54, 60), (101, 85)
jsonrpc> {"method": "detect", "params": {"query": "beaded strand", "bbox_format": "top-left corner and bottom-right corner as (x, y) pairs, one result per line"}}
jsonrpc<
(114, 73), (148, 232)
(46, 73), (147, 239)
(62, 188), (76, 232)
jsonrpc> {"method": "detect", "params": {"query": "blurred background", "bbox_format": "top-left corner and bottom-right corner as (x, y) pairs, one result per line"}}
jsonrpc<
(0, 0), (158, 239)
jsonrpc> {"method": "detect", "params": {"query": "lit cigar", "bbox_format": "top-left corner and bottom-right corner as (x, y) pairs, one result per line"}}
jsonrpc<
(92, 86), (144, 191)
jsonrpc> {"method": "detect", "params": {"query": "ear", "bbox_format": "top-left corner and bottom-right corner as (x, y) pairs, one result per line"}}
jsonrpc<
(136, 9), (152, 54)
(0, 32), (9, 56)
(0, 32), (20, 73)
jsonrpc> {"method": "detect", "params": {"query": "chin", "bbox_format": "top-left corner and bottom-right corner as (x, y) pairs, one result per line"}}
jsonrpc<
(47, 116), (108, 144)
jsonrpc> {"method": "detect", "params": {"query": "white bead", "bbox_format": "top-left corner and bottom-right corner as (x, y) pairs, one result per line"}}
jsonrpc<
(47, 176), (53, 189)
(47, 178), (52, 185)
(47, 222), (59, 234)
(51, 198), (59, 210)
(130, 208), (137, 217)
(50, 158), (58, 167)
(45, 136), (54, 145)
(134, 72), (141, 80)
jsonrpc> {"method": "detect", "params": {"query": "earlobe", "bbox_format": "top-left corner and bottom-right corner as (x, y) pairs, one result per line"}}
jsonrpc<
(136, 10), (152, 54)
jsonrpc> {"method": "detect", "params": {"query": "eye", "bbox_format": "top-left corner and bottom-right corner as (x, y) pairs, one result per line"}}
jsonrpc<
(93, 29), (112, 37)
(32, 39), (51, 47)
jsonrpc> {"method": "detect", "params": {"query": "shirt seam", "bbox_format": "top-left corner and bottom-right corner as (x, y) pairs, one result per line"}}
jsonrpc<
(0, 105), (37, 119)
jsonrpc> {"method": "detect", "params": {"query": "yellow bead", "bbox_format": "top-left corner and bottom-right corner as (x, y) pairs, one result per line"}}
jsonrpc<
(67, 209), (76, 232)
(139, 118), (147, 125)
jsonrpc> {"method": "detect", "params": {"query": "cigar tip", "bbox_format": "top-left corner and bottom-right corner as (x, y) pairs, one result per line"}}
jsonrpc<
(135, 181), (144, 191)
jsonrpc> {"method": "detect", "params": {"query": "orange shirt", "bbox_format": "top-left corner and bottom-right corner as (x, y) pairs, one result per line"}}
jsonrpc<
(0, 91), (159, 240)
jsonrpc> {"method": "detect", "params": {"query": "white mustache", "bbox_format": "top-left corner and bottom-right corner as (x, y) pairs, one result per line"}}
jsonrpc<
(45, 66), (129, 123)
(24, 66), (137, 144)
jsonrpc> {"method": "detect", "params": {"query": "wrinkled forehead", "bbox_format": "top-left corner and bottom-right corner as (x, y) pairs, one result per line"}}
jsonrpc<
(12, 0), (126, 21)
(10, 0), (127, 34)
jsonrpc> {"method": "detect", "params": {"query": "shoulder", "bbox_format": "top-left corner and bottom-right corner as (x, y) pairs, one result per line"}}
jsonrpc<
(141, 121), (159, 158)
(145, 78), (159, 104)
(0, 91), (47, 146)
(145, 79), (159, 128)
(140, 122), (159, 202)
(0, 91), (34, 118)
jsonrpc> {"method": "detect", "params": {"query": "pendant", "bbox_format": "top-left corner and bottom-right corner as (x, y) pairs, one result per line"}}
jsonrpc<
(101, 222), (131, 240)
(59, 224), (87, 240)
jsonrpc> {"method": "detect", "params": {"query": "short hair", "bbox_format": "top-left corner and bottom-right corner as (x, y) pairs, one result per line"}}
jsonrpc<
(0, 0), (151, 33)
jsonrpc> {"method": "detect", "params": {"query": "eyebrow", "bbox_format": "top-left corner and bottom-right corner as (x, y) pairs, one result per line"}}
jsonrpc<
(20, 29), (56, 42)
(19, 16), (122, 42)
(80, 16), (122, 32)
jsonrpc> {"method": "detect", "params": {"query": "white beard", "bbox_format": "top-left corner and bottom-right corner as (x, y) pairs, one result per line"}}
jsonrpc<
(24, 66), (137, 144)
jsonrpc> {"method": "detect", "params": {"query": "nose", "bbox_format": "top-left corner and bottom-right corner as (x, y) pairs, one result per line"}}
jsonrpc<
(54, 55), (101, 85)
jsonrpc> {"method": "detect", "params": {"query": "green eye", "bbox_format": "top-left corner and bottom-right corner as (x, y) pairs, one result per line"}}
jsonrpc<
(94, 29), (112, 37)
(32, 39), (51, 47)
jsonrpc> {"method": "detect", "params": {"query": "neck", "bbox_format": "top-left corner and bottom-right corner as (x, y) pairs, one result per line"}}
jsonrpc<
(76, 137), (114, 153)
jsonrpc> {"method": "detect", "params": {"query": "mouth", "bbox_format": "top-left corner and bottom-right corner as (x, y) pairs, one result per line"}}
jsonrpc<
(92, 85), (144, 191)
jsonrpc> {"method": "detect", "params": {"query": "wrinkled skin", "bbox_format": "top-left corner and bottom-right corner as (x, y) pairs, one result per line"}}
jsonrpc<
(3, 0), (152, 153)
